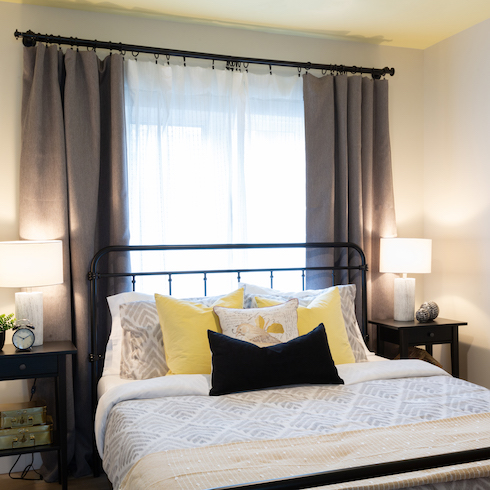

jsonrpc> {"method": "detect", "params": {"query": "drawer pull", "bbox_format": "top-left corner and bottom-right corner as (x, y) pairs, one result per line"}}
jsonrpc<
(19, 364), (26, 371)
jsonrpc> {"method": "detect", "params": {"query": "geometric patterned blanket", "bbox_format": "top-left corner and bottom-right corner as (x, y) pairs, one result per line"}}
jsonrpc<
(102, 373), (490, 488)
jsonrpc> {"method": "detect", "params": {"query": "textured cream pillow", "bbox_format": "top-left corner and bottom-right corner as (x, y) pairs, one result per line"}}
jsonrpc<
(256, 287), (355, 365)
(155, 288), (244, 375)
(214, 299), (299, 347)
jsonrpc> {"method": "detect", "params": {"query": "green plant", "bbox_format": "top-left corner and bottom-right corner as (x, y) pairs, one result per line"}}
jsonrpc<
(0, 313), (16, 332)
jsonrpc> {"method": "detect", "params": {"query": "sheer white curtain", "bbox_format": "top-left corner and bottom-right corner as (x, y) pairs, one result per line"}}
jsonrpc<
(124, 60), (305, 295)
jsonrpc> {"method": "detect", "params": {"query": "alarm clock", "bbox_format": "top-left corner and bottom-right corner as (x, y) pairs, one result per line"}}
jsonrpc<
(12, 320), (35, 351)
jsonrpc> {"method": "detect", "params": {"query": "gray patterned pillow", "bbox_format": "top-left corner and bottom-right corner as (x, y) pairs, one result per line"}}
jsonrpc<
(120, 301), (168, 379)
(336, 285), (369, 362)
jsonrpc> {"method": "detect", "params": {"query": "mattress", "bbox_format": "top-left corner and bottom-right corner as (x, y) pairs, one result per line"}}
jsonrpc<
(95, 359), (490, 489)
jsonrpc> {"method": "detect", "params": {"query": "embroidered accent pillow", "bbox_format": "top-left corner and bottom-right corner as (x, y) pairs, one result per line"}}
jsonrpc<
(208, 324), (344, 396)
(213, 298), (299, 347)
(119, 301), (168, 380)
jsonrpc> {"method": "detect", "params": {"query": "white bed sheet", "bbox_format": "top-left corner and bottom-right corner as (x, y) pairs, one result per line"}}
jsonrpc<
(97, 374), (135, 399)
(96, 351), (387, 399)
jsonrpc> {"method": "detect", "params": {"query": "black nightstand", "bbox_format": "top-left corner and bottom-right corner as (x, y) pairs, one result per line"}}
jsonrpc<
(0, 341), (76, 489)
(369, 318), (466, 377)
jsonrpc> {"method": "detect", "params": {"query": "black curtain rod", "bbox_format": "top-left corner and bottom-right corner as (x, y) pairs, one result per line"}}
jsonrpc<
(14, 29), (395, 79)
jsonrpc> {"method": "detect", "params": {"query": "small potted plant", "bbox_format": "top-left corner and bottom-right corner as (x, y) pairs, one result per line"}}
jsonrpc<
(0, 313), (16, 350)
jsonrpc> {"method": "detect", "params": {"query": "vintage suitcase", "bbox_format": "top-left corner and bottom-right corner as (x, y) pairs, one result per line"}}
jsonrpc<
(0, 416), (52, 449)
(0, 401), (47, 428)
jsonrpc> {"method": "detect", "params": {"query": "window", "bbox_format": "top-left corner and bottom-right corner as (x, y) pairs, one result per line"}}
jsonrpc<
(124, 62), (305, 295)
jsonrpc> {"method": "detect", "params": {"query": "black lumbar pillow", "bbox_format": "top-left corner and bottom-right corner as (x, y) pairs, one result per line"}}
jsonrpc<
(208, 323), (344, 396)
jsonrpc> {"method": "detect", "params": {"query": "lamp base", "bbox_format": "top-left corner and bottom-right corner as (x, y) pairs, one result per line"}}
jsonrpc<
(15, 292), (43, 346)
(394, 277), (415, 322)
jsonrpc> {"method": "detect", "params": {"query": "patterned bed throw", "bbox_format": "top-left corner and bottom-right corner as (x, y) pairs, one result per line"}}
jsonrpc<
(120, 412), (490, 490)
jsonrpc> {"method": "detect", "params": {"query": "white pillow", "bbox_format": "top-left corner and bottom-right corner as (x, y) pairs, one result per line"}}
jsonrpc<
(238, 283), (369, 362)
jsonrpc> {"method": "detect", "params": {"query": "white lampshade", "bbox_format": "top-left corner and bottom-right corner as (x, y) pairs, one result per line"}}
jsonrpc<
(380, 238), (432, 322)
(0, 240), (63, 347)
(0, 240), (63, 288)
(380, 238), (432, 274)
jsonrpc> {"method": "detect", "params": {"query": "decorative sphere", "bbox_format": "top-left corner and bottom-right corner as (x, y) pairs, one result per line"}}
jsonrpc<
(421, 301), (439, 320)
(416, 307), (431, 323)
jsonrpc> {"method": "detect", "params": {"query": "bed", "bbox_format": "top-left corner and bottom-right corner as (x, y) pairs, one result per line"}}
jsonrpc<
(89, 242), (490, 489)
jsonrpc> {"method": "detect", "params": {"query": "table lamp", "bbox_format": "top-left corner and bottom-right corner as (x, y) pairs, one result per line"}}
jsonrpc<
(0, 240), (63, 346)
(379, 238), (432, 321)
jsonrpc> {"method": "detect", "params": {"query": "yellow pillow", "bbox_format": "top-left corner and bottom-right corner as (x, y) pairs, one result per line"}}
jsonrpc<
(255, 287), (355, 365)
(155, 288), (244, 375)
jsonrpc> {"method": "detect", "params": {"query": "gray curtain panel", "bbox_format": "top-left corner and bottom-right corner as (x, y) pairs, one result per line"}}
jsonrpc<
(303, 74), (397, 344)
(19, 44), (129, 479)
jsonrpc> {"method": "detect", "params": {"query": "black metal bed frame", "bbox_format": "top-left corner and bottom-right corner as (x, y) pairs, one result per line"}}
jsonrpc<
(88, 242), (490, 489)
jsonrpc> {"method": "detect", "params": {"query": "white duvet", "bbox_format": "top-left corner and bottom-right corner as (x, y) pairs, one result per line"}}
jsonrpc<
(95, 360), (490, 489)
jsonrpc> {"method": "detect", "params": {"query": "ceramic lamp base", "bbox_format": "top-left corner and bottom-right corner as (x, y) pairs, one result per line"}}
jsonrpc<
(394, 277), (415, 321)
(15, 291), (43, 346)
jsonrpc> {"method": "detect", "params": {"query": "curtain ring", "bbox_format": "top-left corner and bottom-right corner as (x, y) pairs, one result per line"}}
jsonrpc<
(132, 51), (139, 60)
(183, 56), (186, 67)
(298, 67), (301, 78)
(166, 54), (170, 65)
(154, 53), (159, 65)
(243, 62), (249, 73)
(269, 64), (272, 75)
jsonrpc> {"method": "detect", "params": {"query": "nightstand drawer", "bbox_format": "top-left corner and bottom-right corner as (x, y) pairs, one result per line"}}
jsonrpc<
(1, 356), (58, 378)
(405, 325), (453, 344)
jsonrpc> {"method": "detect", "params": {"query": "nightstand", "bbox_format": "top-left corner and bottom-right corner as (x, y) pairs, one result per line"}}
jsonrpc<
(369, 318), (466, 377)
(0, 341), (76, 489)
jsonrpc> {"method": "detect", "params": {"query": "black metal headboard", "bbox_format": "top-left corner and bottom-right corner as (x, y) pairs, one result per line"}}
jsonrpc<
(88, 242), (367, 385)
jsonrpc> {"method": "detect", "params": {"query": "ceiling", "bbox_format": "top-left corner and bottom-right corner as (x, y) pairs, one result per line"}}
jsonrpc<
(6, 0), (490, 49)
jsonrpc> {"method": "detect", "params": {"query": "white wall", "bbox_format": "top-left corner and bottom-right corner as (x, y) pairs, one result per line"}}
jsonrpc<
(0, 0), (425, 472)
(424, 18), (490, 388)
